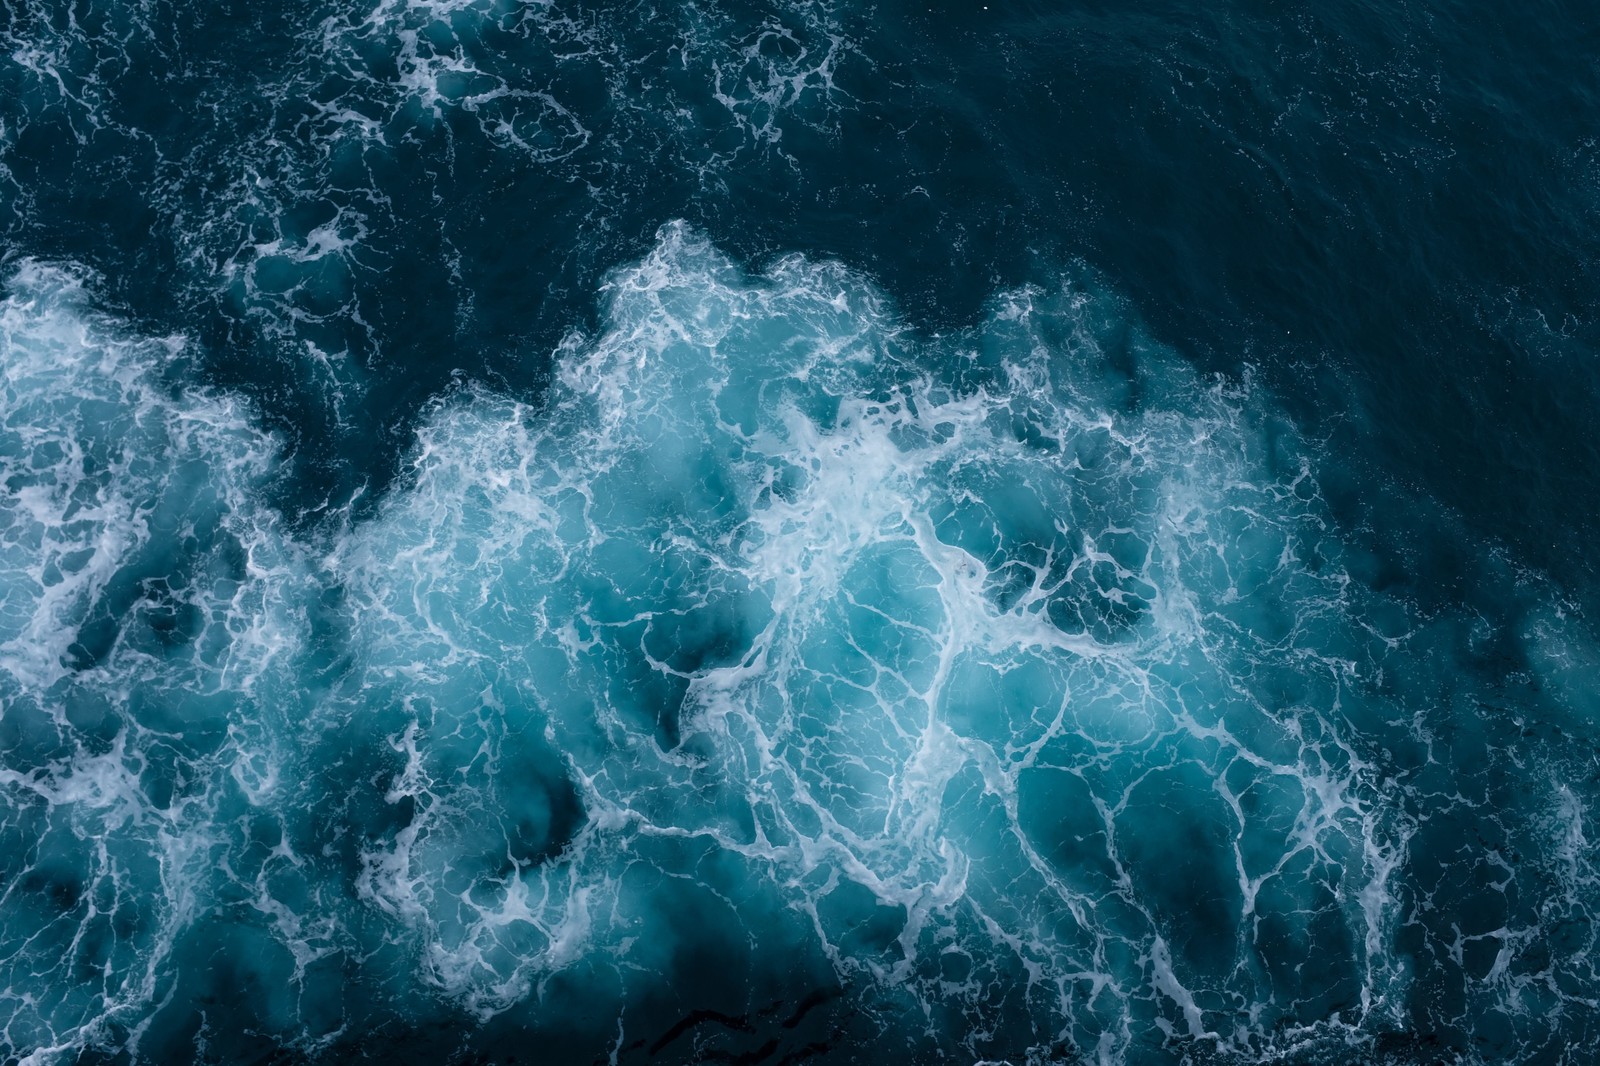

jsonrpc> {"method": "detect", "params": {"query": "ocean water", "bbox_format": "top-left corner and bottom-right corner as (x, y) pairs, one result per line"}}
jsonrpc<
(2, 1), (1598, 1063)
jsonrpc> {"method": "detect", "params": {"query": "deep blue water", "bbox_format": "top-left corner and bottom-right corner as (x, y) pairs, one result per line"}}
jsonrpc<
(2, 1), (1599, 1063)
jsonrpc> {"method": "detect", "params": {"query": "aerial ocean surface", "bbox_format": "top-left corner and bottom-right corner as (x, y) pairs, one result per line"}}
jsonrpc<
(2, 1), (1599, 1063)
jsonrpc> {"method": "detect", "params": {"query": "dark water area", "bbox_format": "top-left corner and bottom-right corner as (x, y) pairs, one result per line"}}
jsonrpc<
(3, 0), (1600, 1062)
(6, 0), (1597, 592)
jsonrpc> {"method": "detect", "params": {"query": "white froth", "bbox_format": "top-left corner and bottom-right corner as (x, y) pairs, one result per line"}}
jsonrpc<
(5, 232), (1599, 1062)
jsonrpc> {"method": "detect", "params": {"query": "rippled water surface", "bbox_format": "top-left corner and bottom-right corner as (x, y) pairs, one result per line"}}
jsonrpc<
(2, 1), (1598, 1063)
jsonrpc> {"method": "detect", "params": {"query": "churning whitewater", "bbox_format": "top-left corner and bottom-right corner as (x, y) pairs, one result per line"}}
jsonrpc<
(4, 227), (1595, 1064)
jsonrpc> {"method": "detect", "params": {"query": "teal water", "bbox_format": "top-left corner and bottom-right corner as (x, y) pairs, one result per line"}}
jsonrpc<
(2, 1), (1599, 1063)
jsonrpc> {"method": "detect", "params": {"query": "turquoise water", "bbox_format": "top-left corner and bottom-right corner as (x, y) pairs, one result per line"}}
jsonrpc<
(3, 0), (1599, 1063)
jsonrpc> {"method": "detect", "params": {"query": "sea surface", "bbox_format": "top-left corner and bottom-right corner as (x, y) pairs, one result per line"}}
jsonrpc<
(2, 1), (1598, 1063)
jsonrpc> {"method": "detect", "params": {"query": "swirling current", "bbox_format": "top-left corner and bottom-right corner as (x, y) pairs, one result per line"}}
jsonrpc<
(2, 1), (1599, 1064)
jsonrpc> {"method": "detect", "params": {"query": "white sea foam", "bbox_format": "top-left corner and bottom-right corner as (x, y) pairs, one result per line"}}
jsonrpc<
(0, 266), (274, 1058)
(3, 233), (1598, 1062)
